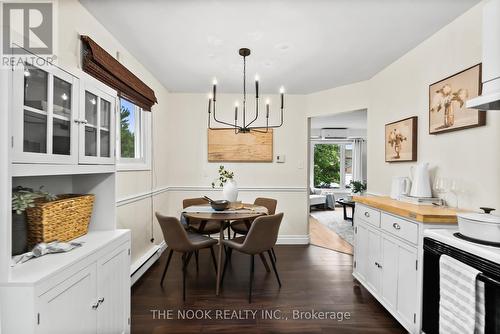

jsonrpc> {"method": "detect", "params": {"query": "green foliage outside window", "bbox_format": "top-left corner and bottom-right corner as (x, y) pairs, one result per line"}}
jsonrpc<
(314, 144), (340, 187)
(120, 106), (135, 158)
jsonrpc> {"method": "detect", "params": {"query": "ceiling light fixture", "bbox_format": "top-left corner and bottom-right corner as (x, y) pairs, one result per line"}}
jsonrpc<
(207, 48), (285, 133)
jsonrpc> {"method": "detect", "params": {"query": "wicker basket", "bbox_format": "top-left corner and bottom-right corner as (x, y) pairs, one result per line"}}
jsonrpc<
(26, 194), (95, 247)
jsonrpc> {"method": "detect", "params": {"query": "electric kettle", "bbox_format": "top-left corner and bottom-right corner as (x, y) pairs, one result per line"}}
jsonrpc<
(390, 177), (411, 200)
(409, 162), (432, 198)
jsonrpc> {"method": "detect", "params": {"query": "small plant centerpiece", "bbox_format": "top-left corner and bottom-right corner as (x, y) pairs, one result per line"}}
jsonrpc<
(12, 186), (57, 255)
(211, 165), (238, 202)
(350, 180), (367, 195)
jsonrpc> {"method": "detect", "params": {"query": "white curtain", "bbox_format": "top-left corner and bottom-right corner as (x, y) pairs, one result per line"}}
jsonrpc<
(352, 139), (366, 182)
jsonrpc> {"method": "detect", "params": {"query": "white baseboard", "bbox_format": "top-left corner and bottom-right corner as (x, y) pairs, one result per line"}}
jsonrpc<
(277, 235), (310, 245)
(130, 241), (167, 285)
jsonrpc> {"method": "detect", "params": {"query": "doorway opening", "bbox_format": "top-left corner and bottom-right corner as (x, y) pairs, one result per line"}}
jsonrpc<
(307, 109), (367, 255)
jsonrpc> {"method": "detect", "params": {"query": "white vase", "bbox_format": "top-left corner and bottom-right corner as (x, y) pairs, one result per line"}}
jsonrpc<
(222, 179), (238, 202)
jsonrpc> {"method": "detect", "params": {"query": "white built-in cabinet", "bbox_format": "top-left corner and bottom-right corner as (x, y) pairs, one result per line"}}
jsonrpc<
(352, 203), (447, 333)
(1, 58), (130, 334)
(11, 62), (116, 166)
(0, 230), (130, 334)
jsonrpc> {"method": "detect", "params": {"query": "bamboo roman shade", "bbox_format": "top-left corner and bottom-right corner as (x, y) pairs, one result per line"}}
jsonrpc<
(80, 35), (157, 111)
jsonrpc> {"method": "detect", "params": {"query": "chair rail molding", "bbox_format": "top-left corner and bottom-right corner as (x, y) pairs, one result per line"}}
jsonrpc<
(116, 185), (307, 207)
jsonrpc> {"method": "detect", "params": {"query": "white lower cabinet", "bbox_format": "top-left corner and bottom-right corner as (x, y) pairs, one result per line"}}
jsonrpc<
(96, 244), (130, 334)
(353, 204), (419, 333)
(0, 231), (130, 334)
(36, 243), (130, 334)
(380, 235), (418, 329)
(37, 265), (98, 334)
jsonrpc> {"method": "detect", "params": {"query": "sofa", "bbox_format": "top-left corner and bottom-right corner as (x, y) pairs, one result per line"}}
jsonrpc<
(309, 188), (335, 209)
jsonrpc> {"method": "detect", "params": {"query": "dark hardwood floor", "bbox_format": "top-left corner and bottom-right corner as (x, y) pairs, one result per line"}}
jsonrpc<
(132, 245), (405, 334)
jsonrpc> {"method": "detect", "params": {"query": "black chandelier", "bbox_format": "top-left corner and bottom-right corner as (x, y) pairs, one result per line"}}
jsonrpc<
(207, 48), (285, 133)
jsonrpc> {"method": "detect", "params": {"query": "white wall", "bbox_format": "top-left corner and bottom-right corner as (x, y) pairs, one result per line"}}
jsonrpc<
(304, 1), (499, 210)
(164, 93), (309, 239)
(57, 0), (170, 265)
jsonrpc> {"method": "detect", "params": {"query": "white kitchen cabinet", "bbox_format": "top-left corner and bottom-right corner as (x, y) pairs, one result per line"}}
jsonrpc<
(10, 62), (117, 167)
(0, 230), (131, 334)
(96, 244), (130, 334)
(353, 202), (454, 333)
(380, 234), (418, 329)
(37, 264), (97, 334)
(12, 63), (79, 164)
(79, 82), (116, 165)
(354, 222), (369, 282)
(366, 227), (382, 293)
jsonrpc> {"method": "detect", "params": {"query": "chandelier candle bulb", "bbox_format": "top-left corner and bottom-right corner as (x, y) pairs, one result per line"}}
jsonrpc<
(280, 86), (285, 109)
(212, 78), (217, 101)
(255, 74), (259, 98)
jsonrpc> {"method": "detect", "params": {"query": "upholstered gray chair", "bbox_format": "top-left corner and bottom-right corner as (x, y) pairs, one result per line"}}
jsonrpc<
(221, 213), (283, 303)
(230, 197), (278, 261)
(156, 213), (218, 301)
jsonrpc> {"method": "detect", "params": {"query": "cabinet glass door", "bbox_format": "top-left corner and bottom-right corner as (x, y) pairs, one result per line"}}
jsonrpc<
(13, 63), (78, 164)
(52, 76), (72, 155)
(23, 65), (48, 153)
(79, 82), (116, 164)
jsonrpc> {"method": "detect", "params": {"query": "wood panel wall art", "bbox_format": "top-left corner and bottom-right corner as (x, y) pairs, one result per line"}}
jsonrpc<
(207, 129), (273, 162)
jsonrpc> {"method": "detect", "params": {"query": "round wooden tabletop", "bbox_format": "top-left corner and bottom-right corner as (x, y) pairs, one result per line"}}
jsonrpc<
(182, 203), (267, 221)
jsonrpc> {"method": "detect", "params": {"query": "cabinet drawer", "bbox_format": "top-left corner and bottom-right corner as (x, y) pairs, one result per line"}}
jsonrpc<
(355, 204), (381, 227)
(381, 213), (418, 244)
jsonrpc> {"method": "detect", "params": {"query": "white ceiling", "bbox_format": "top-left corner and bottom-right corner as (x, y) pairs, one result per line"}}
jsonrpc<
(80, 0), (480, 94)
(310, 109), (367, 130)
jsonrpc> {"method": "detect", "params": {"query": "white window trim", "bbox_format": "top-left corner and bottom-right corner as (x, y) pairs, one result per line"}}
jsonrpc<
(310, 140), (353, 191)
(116, 102), (151, 171)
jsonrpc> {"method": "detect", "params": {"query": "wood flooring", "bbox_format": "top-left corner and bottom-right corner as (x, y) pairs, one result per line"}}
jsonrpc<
(131, 245), (405, 333)
(309, 216), (353, 255)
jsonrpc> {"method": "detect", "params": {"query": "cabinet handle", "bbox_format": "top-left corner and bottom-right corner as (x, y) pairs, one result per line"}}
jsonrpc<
(364, 212), (370, 218)
(91, 302), (99, 310)
(374, 262), (382, 269)
(392, 223), (401, 230)
(98, 297), (104, 304)
(74, 119), (89, 125)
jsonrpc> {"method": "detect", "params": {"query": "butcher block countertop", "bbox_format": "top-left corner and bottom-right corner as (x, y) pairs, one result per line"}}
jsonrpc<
(353, 195), (462, 224)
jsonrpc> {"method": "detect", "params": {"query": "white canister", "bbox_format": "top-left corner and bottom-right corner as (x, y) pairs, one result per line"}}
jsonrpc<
(223, 179), (238, 202)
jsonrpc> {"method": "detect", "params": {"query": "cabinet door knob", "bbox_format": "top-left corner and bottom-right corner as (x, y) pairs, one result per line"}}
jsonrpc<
(364, 212), (370, 218)
(393, 223), (401, 230)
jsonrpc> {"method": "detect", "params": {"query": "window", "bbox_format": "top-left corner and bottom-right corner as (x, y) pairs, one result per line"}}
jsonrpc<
(117, 98), (151, 170)
(312, 142), (352, 190)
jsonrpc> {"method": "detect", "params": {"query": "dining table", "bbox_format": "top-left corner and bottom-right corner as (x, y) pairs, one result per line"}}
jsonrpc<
(182, 203), (268, 295)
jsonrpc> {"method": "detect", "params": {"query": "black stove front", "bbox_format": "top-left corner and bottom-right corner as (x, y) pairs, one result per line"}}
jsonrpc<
(422, 237), (500, 334)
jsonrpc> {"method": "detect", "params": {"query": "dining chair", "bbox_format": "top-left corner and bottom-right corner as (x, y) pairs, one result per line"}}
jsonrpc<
(155, 213), (218, 301)
(182, 197), (230, 236)
(182, 197), (231, 268)
(230, 197), (278, 261)
(221, 213), (283, 303)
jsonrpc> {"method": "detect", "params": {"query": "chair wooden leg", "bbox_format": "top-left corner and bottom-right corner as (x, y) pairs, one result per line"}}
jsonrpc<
(195, 250), (199, 272)
(227, 227), (231, 240)
(271, 248), (277, 262)
(182, 253), (187, 301)
(249, 255), (255, 303)
(209, 246), (217, 273)
(160, 249), (174, 286)
(268, 250), (281, 287)
(233, 231), (237, 239)
(221, 249), (230, 286)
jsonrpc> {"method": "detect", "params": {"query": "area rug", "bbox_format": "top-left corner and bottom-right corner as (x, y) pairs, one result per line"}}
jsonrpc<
(310, 210), (354, 246)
